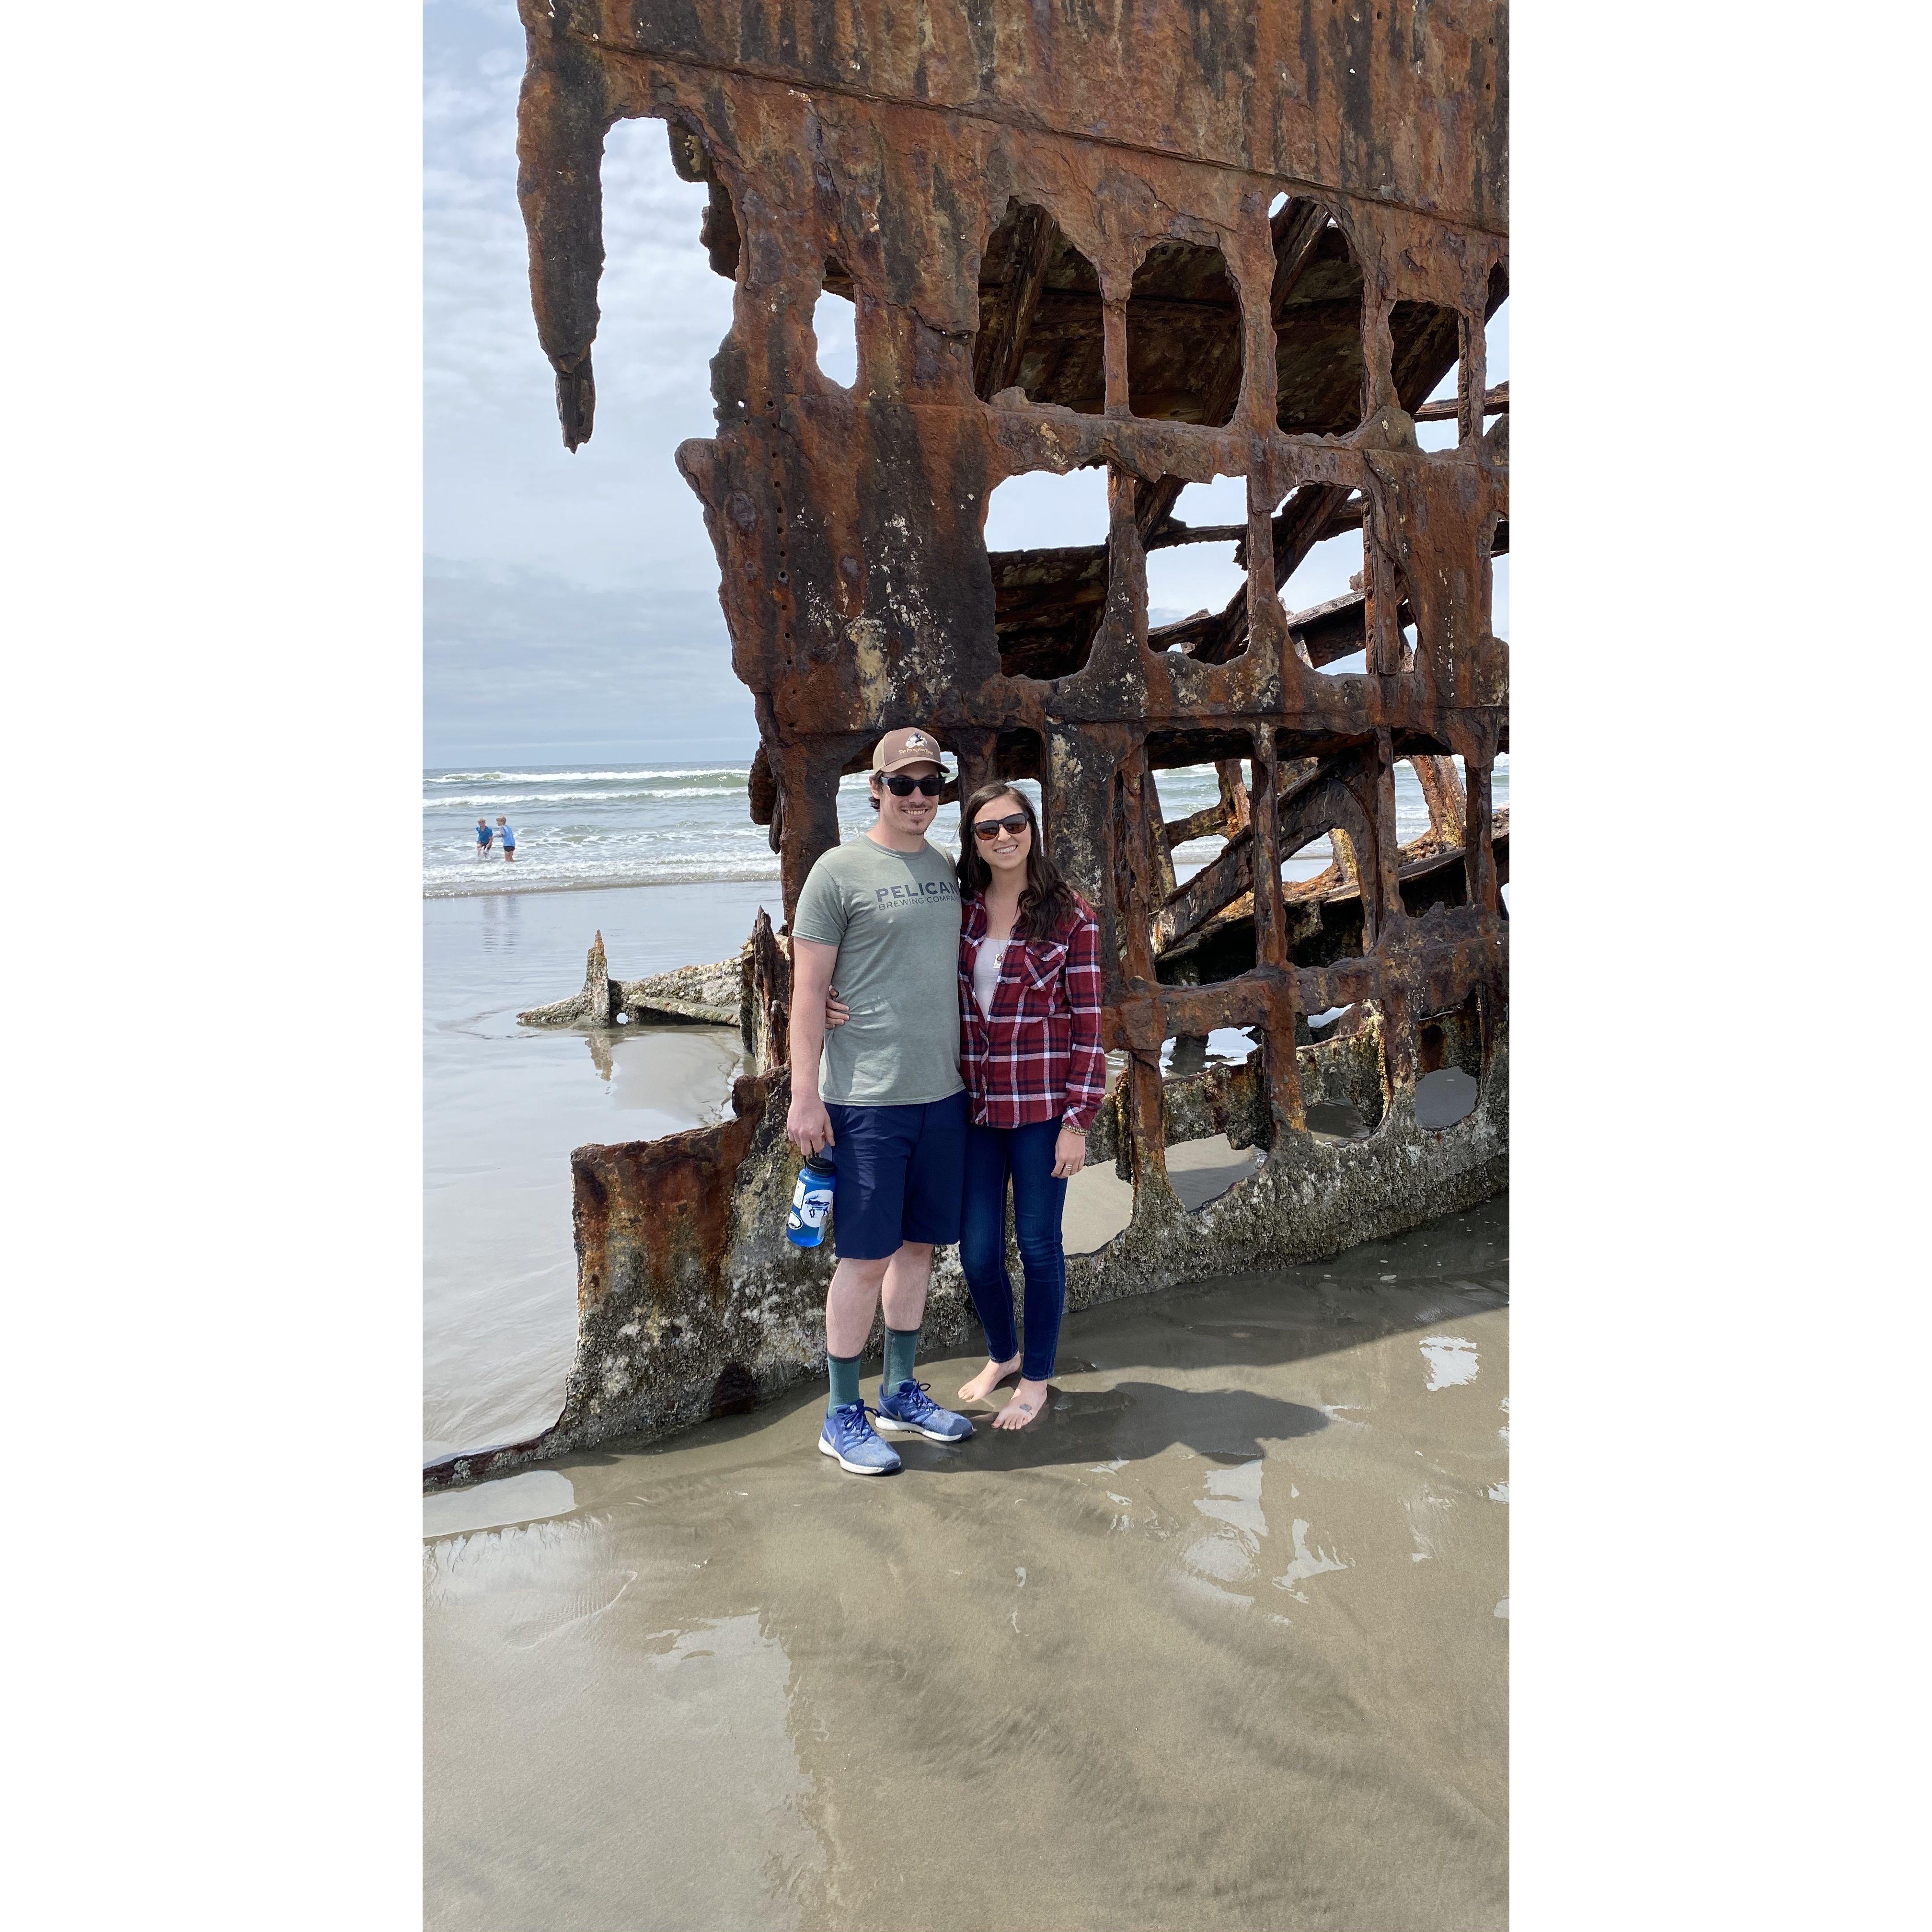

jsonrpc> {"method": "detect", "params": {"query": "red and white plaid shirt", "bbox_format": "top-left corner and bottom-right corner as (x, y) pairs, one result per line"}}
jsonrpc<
(957, 893), (1106, 1131)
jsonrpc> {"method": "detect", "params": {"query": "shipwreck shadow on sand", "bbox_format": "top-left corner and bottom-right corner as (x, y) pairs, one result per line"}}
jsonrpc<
(899, 1380), (1330, 1473)
(534, 1380), (1330, 1495)
(478, 1197), (1508, 1490)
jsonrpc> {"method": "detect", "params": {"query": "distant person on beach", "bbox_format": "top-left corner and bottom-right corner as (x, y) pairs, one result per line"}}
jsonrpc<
(476, 818), (493, 858)
(828, 783), (1102, 1429)
(786, 726), (974, 1476)
(496, 815), (516, 862)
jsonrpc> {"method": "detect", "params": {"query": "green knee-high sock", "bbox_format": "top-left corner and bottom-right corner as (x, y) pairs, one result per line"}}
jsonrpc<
(882, 1325), (920, 1394)
(827, 1351), (863, 1414)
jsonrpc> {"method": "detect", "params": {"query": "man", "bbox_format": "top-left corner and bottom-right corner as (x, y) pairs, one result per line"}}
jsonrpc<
(787, 727), (975, 1474)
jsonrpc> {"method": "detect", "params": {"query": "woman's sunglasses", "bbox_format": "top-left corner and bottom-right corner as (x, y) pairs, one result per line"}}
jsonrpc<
(881, 773), (946, 796)
(971, 812), (1031, 841)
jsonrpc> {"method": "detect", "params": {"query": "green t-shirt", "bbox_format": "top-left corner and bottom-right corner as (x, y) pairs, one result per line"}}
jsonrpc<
(792, 834), (964, 1106)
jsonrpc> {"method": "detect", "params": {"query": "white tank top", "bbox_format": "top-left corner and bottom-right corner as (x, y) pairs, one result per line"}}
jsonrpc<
(972, 935), (1008, 1018)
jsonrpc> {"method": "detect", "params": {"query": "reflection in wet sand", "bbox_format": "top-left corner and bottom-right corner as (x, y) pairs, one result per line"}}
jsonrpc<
(1276, 1516), (1352, 1599)
(1422, 1333), (1481, 1391)
(426, 1196), (1509, 1932)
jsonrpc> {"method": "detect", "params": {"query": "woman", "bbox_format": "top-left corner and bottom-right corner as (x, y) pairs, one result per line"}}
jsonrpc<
(825, 783), (1104, 1426)
(950, 783), (1105, 1427)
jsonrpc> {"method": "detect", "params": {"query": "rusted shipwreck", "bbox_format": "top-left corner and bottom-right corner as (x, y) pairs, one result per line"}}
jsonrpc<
(426, 0), (1508, 1489)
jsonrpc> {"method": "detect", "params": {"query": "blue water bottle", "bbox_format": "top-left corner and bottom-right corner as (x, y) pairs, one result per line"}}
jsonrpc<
(786, 1153), (836, 1248)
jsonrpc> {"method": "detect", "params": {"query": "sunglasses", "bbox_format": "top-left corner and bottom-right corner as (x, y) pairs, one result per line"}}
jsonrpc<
(971, 812), (1031, 841)
(881, 772), (946, 797)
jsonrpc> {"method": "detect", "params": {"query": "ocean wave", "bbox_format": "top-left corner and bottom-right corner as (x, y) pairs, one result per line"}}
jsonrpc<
(424, 863), (782, 899)
(425, 787), (750, 809)
(427, 766), (747, 783)
(430, 823), (771, 848)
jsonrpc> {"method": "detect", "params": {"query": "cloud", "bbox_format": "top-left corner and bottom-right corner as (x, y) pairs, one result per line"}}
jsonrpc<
(424, 558), (755, 765)
(424, 0), (744, 758)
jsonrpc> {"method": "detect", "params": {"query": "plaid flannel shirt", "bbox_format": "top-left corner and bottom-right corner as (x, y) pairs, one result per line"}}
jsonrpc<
(958, 893), (1106, 1131)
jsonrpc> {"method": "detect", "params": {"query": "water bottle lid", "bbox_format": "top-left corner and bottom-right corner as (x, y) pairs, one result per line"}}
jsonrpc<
(801, 1152), (834, 1177)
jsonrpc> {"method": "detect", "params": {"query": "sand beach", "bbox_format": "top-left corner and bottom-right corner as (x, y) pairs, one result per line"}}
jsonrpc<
(426, 861), (1508, 1929)
(425, 1195), (1509, 1930)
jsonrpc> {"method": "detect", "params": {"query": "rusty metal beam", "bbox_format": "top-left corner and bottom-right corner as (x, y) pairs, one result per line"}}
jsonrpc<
(1415, 381), (1508, 423)
(973, 201), (1059, 400)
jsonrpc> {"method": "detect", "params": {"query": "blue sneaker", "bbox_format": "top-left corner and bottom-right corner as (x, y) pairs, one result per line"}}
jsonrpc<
(874, 1379), (975, 1443)
(818, 1400), (902, 1475)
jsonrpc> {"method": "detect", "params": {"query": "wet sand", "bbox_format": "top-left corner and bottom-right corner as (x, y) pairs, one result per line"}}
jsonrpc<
(425, 1195), (1508, 1931)
(1064, 1134), (1262, 1251)
(425, 883), (770, 1458)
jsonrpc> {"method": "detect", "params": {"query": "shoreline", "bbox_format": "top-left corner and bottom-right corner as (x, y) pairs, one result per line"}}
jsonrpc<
(424, 866), (782, 901)
(426, 849), (1301, 901)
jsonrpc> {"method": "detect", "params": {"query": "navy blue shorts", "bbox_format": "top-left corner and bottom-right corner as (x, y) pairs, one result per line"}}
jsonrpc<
(823, 1092), (968, 1261)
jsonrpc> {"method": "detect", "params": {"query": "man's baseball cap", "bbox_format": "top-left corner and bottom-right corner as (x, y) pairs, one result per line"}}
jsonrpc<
(873, 726), (949, 773)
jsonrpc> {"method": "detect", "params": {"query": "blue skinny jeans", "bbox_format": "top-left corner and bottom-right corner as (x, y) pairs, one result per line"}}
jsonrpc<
(958, 1117), (1068, 1383)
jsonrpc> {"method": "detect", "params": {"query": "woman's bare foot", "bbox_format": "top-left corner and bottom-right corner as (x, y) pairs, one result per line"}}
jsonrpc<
(992, 1377), (1051, 1430)
(958, 1353), (1022, 1403)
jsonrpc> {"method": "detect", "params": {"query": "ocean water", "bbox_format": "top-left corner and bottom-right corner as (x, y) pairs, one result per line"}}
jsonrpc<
(424, 758), (1509, 897)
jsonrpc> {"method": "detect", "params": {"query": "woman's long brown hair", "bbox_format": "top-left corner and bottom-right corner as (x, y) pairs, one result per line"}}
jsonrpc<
(955, 783), (1081, 943)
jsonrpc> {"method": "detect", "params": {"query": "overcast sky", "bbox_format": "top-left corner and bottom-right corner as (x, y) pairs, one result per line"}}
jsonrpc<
(425, 0), (751, 766)
(424, 0), (1508, 767)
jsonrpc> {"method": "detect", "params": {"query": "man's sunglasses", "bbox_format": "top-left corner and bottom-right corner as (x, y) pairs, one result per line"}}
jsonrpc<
(971, 812), (1031, 841)
(881, 772), (946, 796)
